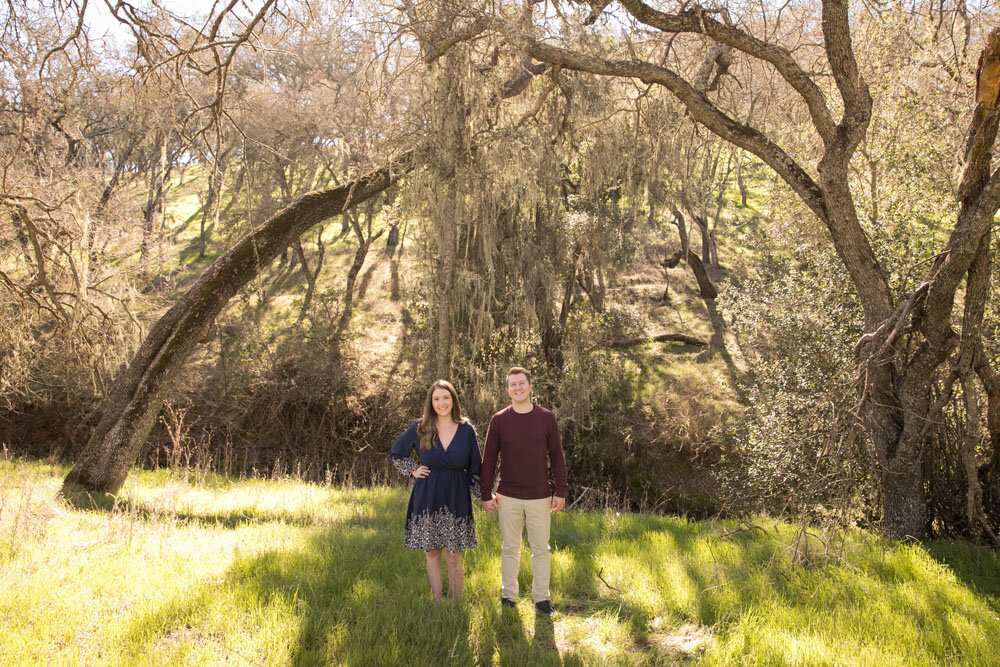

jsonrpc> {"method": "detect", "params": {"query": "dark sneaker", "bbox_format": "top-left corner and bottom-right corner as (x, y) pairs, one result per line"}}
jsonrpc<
(500, 597), (516, 608)
(535, 600), (555, 615)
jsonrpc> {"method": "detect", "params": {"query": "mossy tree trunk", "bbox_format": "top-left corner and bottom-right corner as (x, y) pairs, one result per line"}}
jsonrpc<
(428, 53), (467, 380)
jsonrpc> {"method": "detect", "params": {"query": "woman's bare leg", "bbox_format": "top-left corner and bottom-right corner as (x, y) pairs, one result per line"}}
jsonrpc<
(425, 549), (444, 602)
(444, 550), (464, 600)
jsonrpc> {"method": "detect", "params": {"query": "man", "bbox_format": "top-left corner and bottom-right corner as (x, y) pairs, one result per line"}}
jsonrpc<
(481, 366), (567, 615)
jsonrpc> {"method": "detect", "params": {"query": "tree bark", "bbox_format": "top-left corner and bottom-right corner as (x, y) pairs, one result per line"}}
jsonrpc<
(687, 249), (717, 300)
(860, 30), (1000, 540)
(338, 202), (384, 335)
(669, 205), (689, 257)
(96, 135), (140, 216)
(294, 229), (327, 320)
(139, 136), (168, 277)
(61, 152), (414, 501)
(696, 215), (712, 267)
(199, 149), (231, 258)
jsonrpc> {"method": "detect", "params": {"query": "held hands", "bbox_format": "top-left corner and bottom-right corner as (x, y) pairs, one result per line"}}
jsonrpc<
(551, 496), (565, 512)
(411, 465), (430, 479)
(483, 496), (563, 512)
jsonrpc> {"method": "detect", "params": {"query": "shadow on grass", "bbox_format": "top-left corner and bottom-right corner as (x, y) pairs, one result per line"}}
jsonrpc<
(169, 204), (207, 243)
(471, 604), (539, 667)
(120, 500), (338, 529)
(115, 492), (1000, 665)
(356, 255), (388, 300)
(123, 490), (474, 665)
(61, 484), (338, 529)
(551, 513), (661, 655)
(925, 539), (1000, 612)
(701, 297), (748, 405)
(558, 513), (1000, 663)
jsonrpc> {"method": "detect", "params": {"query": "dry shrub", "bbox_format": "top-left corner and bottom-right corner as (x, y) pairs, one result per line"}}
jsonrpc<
(553, 309), (724, 516)
(0, 172), (144, 457)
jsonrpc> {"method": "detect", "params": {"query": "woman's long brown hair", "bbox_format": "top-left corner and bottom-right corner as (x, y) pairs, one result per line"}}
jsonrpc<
(417, 380), (465, 451)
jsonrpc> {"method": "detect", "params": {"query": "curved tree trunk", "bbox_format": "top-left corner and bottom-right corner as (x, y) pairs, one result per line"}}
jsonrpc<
(686, 249), (718, 300)
(668, 205), (690, 259)
(61, 152), (415, 502)
(861, 32), (1000, 540)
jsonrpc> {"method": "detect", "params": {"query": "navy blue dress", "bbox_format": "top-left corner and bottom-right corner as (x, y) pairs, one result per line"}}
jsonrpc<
(390, 421), (482, 552)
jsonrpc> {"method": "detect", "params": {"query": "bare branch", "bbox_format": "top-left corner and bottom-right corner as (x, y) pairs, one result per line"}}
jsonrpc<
(491, 19), (828, 223)
(39, 0), (89, 75)
(597, 567), (621, 592)
(616, 0), (836, 142)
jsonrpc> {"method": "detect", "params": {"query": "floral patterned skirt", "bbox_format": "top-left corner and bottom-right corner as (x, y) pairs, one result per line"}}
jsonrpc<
(403, 468), (478, 552)
(404, 506), (477, 552)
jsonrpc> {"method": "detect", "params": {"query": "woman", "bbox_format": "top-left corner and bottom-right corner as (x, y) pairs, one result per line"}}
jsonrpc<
(390, 380), (481, 602)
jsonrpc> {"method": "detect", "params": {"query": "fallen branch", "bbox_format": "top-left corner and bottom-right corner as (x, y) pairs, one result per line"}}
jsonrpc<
(597, 567), (621, 592)
(567, 487), (593, 510)
(611, 332), (708, 348)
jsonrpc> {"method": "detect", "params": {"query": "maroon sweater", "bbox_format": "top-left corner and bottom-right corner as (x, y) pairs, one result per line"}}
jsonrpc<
(480, 405), (568, 501)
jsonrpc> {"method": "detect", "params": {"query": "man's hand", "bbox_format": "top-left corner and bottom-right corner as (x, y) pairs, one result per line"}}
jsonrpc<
(482, 498), (496, 512)
(551, 496), (565, 512)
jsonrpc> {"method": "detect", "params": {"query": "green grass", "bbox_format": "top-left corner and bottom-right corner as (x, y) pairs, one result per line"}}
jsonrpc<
(2, 459), (999, 665)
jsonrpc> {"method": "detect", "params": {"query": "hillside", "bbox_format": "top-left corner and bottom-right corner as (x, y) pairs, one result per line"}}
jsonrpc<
(91, 166), (750, 512)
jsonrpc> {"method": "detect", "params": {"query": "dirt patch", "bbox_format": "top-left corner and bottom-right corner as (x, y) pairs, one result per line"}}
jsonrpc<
(649, 622), (713, 659)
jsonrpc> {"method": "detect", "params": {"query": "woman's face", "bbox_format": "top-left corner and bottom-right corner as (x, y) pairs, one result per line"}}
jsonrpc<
(431, 387), (453, 419)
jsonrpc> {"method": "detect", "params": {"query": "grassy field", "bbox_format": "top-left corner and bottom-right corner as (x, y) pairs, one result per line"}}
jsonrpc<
(2, 458), (999, 666)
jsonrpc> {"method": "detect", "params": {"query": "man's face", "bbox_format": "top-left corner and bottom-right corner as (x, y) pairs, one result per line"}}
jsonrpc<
(506, 373), (531, 403)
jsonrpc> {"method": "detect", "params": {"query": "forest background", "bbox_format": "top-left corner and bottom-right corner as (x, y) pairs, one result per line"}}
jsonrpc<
(3, 0), (1000, 546)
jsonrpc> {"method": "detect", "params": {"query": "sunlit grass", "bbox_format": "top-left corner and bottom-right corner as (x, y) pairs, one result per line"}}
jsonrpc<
(3, 458), (997, 666)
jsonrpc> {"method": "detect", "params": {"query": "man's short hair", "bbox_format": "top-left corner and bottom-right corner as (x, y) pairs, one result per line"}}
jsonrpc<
(506, 366), (532, 385)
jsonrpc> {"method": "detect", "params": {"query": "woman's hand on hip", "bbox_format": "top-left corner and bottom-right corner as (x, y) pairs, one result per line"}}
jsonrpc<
(412, 466), (430, 479)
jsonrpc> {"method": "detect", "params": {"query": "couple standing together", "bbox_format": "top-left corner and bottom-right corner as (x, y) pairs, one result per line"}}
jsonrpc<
(389, 366), (568, 615)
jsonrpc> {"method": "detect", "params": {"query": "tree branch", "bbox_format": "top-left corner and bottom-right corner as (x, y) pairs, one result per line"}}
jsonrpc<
(491, 20), (829, 224)
(39, 0), (89, 76)
(617, 0), (836, 142)
(821, 0), (872, 139)
(960, 29), (1000, 203)
(422, 17), (490, 64)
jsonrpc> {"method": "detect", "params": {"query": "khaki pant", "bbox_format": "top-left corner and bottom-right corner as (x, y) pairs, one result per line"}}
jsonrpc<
(497, 494), (551, 602)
